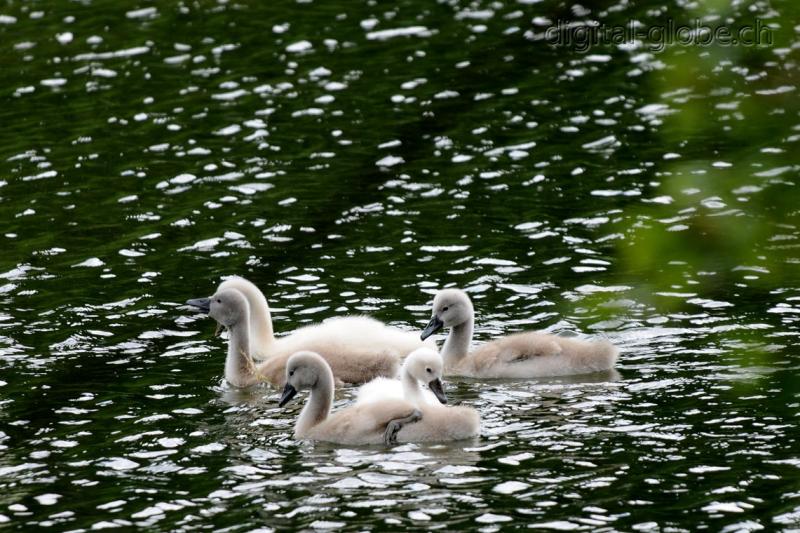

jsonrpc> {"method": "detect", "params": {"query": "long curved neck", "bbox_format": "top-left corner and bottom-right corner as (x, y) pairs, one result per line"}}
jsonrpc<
(401, 368), (423, 406)
(225, 323), (254, 387)
(296, 367), (333, 437)
(250, 293), (275, 347)
(442, 317), (473, 367)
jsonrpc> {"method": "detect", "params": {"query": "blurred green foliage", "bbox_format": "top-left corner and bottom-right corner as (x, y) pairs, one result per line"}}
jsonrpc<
(617, 0), (799, 311)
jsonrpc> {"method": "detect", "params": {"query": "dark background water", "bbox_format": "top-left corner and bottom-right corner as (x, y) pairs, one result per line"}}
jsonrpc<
(1, 0), (799, 530)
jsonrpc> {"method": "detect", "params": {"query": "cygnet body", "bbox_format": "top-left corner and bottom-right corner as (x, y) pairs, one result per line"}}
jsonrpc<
(281, 351), (479, 444)
(356, 347), (447, 407)
(356, 347), (480, 440)
(421, 289), (618, 378)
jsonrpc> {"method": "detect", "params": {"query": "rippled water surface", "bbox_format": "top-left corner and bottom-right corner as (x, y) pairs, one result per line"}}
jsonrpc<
(2, 0), (800, 530)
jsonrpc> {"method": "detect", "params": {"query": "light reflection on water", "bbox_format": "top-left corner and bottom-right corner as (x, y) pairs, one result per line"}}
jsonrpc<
(1, 0), (799, 530)
(2, 318), (796, 530)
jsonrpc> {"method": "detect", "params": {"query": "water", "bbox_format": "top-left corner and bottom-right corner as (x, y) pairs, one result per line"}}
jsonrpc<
(2, 0), (800, 530)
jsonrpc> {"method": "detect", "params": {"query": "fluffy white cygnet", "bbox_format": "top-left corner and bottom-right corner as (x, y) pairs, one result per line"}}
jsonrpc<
(280, 351), (479, 444)
(187, 280), (431, 388)
(421, 288), (618, 378)
(356, 347), (448, 407)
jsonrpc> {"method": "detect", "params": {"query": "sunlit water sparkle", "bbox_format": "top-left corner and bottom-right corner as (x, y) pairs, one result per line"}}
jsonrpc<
(1, 0), (799, 530)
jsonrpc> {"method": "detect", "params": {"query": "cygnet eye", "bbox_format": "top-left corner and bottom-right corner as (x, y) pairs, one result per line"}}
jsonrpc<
(289, 370), (294, 376)
(216, 298), (222, 303)
(426, 367), (432, 373)
(442, 306), (449, 312)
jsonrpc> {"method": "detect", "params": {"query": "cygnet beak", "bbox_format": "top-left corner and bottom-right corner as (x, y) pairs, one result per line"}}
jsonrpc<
(428, 378), (448, 404)
(420, 315), (444, 340)
(278, 383), (298, 407)
(186, 297), (211, 314)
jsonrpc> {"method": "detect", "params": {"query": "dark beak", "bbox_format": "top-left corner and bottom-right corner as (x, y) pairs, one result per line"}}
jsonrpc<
(278, 384), (297, 407)
(420, 315), (444, 340)
(428, 378), (447, 404)
(186, 297), (211, 314)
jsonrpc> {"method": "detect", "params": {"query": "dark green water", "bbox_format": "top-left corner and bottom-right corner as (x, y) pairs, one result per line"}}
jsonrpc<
(1, 0), (799, 530)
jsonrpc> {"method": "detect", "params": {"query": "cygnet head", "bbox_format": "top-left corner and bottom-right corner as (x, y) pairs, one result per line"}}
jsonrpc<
(218, 275), (259, 295)
(404, 347), (447, 404)
(187, 288), (249, 328)
(420, 289), (474, 340)
(217, 276), (269, 314)
(279, 351), (331, 407)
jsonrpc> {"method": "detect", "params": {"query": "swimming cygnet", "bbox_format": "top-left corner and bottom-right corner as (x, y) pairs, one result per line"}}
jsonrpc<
(280, 351), (479, 444)
(355, 348), (480, 440)
(420, 288), (618, 378)
(209, 276), (432, 359)
(187, 285), (421, 388)
(356, 347), (448, 407)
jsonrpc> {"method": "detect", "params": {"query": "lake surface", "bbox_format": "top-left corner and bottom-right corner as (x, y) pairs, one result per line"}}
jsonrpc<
(1, 0), (799, 530)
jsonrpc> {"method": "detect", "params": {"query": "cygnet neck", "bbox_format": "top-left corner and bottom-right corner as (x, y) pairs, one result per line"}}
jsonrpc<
(441, 316), (473, 367)
(249, 293), (275, 347)
(297, 362), (334, 436)
(401, 367), (424, 405)
(225, 319), (254, 387)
